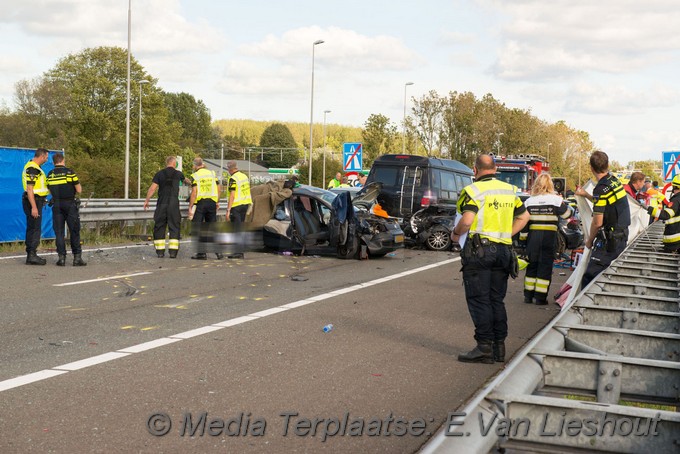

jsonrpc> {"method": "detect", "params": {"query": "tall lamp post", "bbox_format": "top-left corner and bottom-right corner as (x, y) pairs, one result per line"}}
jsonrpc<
(137, 80), (149, 199)
(547, 142), (552, 163)
(124, 0), (132, 198)
(308, 39), (325, 186)
(322, 110), (331, 188)
(402, 82), (414, 154)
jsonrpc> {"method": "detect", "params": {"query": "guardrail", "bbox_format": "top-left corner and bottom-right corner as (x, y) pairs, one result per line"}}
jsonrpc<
(422, 221), (680, 453)
(79, 198), (229, 223)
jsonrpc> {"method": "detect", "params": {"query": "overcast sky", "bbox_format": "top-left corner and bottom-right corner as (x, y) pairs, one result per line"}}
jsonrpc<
(2, 0), (680, 165)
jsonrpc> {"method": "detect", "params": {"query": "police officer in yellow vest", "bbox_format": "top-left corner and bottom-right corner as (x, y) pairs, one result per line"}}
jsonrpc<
(188, 157), (223, 260)
(22, 148), (50, 265)
(451, 154), (530, 364)
(225, 160), (252, 259)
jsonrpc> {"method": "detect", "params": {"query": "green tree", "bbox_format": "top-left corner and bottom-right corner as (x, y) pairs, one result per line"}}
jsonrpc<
(258, 123), (300, 168)
(163, 92), (213, 151)
(411, 90), (445, 157)
(14, 46), (187, 197)
(361, 114), (398, 166)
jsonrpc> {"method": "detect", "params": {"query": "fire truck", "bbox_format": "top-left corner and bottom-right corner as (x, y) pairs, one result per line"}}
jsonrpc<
(493, 154), (549, 194)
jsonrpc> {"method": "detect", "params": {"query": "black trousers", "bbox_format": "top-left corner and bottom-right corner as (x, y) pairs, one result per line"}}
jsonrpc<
(524, 230), (556, 302)
(154, 201), (181, 244)
(461, 242), (513, 344)
(52, 199), (82, 255)
(582, 239), (627, 288)
(192, 199), (217, 253)
(22, 194), (45, 253)
(229, 204), (250, 224)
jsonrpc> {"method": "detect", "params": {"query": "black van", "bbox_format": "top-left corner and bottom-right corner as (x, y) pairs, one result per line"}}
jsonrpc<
(365, 154), (473, 250)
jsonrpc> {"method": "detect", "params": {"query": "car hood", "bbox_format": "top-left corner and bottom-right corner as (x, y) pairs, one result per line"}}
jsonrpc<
(352, 182), (382, 208)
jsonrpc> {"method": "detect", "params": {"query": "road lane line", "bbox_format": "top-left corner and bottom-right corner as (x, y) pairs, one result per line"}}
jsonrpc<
(53, 352), (131, 371)
(0, 257), (460, 393)
(0, 370), (68, 392)
(213, 316), (259, 327)
(0, 241), (192, 260)
(118, 338), (182, 353)
(249, 307), (290, 317)
(53, 272), (153, 287)
(169, 325), (224, 340)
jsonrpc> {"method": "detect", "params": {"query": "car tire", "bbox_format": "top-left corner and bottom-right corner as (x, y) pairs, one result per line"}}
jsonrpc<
(555, 232), (567, 258)
(425, 226), (452, 251)
(337, 234), (359, 259)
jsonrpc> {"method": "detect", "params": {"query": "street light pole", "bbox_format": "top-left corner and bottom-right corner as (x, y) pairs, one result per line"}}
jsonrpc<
(323, 110), (331, 188)
(308, 39), (324, 186)
(402, 82), (414, 154)
(124, 0), (132, 198)
(137, 80), (149, 199)
(496, 132), (504, 155)
(547, 142), (552, 164)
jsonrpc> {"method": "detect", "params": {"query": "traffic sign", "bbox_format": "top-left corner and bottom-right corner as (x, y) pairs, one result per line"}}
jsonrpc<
(662, 150), (680, 182)
(343, 143), (362, 171)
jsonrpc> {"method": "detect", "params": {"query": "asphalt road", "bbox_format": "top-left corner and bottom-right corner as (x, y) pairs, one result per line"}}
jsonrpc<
(0, 243), (569, 453)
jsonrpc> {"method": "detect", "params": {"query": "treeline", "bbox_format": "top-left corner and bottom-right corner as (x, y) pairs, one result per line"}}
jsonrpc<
(1, 45), (646, 195)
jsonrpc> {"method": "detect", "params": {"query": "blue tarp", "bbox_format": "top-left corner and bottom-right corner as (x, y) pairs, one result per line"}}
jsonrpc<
(0, 147), (61, 242)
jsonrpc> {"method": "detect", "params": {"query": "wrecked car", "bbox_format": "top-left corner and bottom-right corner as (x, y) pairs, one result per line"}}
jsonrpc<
(248, 181), (404, 259)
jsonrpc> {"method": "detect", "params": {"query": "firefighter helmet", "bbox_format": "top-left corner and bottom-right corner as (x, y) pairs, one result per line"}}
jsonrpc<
(673, 174), (680, 188)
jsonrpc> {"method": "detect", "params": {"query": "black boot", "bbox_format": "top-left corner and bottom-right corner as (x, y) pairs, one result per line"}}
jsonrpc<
(191, 253), (207, 260)
(73, 253), (87, 266)
(523, 295), (534, 304)
(168, 250), (178, 258)
(493, 341), (506, 363)
(26, 252), (46, 265)
(56, 254), (66, 266)
(534, 298), (548, 306)
(458, 342), (494, 364)
(156, 250), (165, 258)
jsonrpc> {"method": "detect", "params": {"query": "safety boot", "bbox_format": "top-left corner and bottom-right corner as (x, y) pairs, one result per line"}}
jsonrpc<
(215, 252), (224, 260)
(56, 254), (66, 266)
(457, 342), (494, 364)
(26, 252), (46, 265)
(156, 250), (165, 258)
(73, 253), (87, 266)
(168, 250), (178, 258)
(493, 341), (506, 363)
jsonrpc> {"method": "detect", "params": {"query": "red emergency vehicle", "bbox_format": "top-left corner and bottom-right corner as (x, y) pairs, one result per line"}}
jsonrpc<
(493, 154), (549, 194)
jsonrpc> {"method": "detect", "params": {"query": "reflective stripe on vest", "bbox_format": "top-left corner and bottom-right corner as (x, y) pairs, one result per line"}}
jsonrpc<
(463, 179), (518, 245)
(192, 168), (218, 202)
(230, 171), (252, 207)
(22, 161), (49, 196)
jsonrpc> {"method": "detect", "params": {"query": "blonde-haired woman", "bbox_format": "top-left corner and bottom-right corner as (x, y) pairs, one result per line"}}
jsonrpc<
(523, 174), (573, 305)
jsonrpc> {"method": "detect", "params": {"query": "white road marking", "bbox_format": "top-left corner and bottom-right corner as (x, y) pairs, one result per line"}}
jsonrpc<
(0, 257), (460, 393)
(53, 352), (131, 371)
(53, 272), (153, 287)
(0, 242), (188, 260)
(0, 370), (68, 392)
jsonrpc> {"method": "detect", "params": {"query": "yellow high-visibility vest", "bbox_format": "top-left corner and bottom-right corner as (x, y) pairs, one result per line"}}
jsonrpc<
(459, 178), (521, 245)
(191, 168), (218, 202)
(230, 171), (252, 207)
(22, 160), (49, 196)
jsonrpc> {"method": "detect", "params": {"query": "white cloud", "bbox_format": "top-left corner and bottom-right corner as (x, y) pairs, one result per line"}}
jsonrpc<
(564, 82), (680, 115)
(488, 0), (680, 80)
(1, 0), (225, 56)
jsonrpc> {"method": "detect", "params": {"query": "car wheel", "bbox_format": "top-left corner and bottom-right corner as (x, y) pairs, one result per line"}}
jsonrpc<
(426, 226), (452, 251)
(555, 232), (567, 258)
(337, 234), (359, 259)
